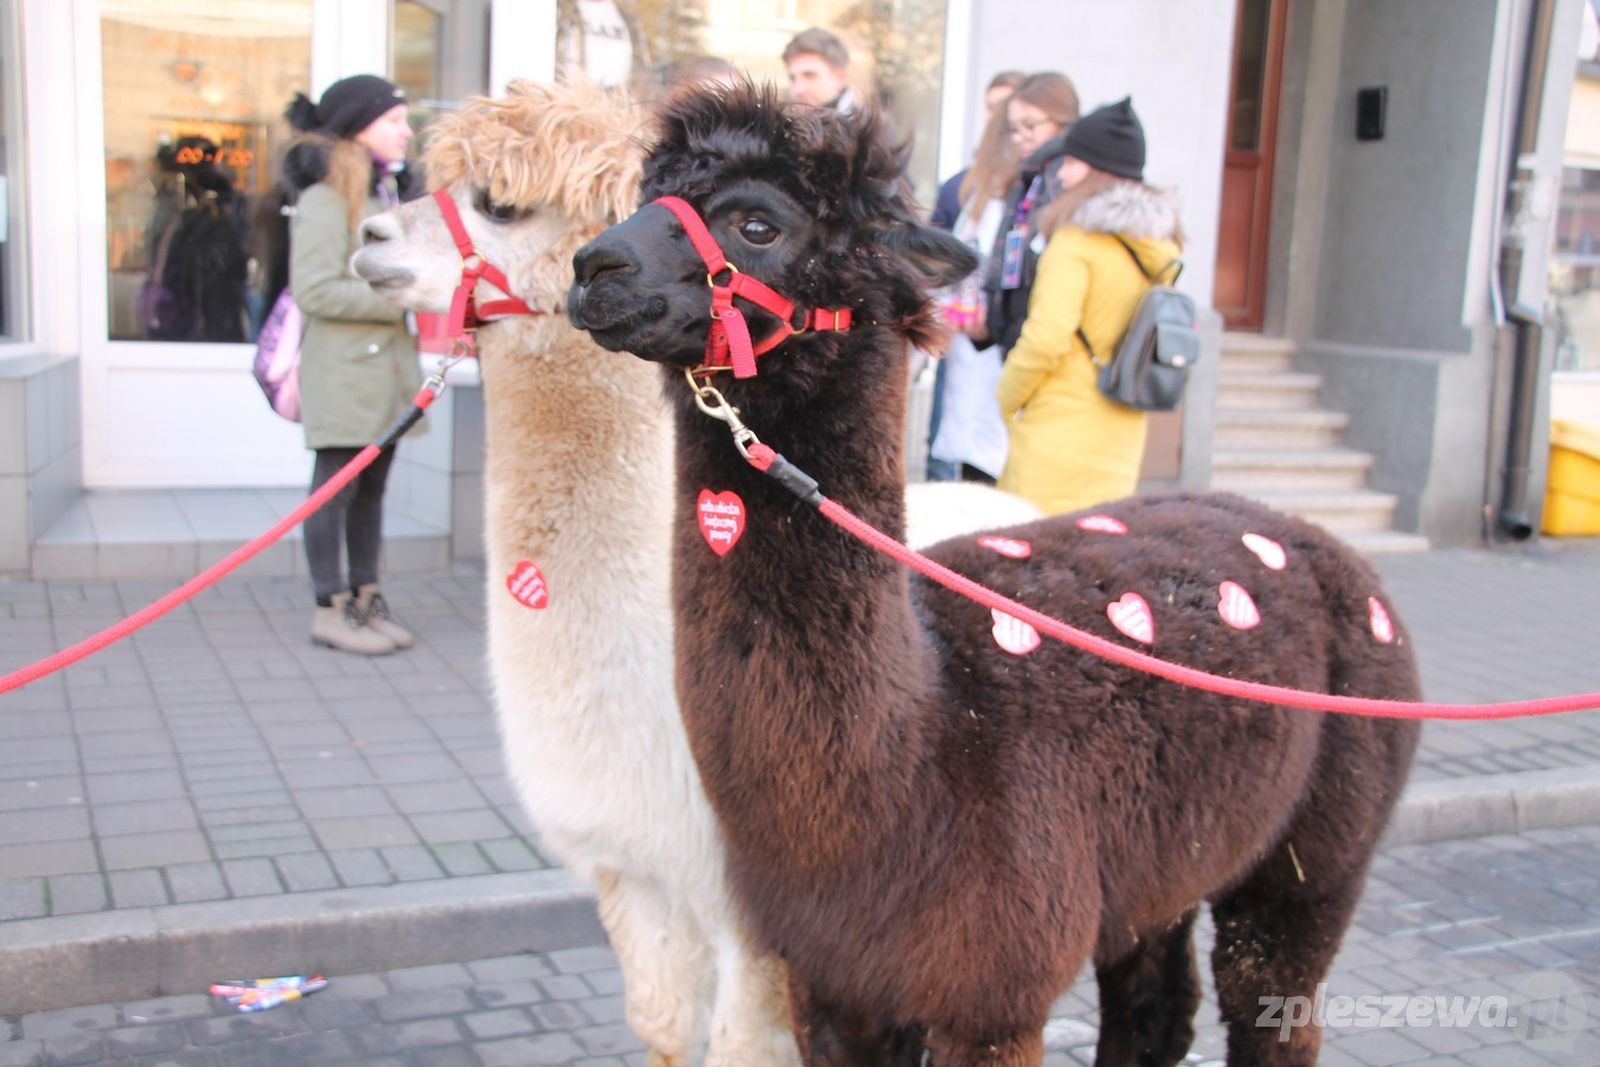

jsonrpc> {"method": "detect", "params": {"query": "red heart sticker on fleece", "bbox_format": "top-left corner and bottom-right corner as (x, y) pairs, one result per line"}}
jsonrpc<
(1241, 532), (1288, 571)
(1107, 592), (1154, 645)
(1368, 597), (1395, 644)
(990, 608), (1041, 656)
(1217, 580), (1261, 631)
(697, 489), (746, 557)
(978, 535), (1033, 559)
(1076, 514), (1128, 535)
(506, 560), (549, 610)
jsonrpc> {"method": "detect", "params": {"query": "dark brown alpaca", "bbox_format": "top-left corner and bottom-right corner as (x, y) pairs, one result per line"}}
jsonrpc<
(567, 82), (1421, 1067)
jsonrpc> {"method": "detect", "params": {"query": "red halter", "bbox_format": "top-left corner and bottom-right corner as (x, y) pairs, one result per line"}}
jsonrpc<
(431, 188), (544, 337)
(652, 196), (851, 379)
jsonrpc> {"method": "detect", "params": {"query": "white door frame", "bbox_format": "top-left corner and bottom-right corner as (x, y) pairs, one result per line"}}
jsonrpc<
(67, 0), (385, 489)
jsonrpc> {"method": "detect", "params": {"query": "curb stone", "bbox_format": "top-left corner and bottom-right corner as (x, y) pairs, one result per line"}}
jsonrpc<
(5, 770), (1599, 1017)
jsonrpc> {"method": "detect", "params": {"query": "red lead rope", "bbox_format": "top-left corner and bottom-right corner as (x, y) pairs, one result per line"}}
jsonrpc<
(742, 442), (1600, 721)
(652, 196), (851, 378)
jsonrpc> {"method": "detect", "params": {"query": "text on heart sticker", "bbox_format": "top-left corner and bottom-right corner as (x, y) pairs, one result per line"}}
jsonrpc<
(1107, 592), (1154, 644)
(1076, 514), (1129, 535)
(990, 608), (1041, 655)
(697, 489), (746, 556)
(506, 560), (549, 610)
(978, 535), (1033, 559)
(1217, 580), (1261, 631)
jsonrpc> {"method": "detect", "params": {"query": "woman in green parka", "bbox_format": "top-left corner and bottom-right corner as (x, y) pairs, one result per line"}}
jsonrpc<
(271, 75), (423, 655)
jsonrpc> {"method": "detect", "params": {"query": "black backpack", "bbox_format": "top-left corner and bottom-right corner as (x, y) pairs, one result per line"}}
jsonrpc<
(1078, 236), (1199, 412)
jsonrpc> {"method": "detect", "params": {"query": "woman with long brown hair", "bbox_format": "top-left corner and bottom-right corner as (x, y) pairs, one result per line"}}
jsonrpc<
(996, 97), (1185, 514)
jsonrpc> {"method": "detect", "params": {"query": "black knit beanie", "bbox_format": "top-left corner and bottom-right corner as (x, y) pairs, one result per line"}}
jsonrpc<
(1060, 97), (1145, 181)
(285, 75), (406, 138)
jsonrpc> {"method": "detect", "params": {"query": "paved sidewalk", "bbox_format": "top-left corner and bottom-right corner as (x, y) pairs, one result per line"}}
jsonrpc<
(3, 824), (1597, 1066)
(1, 539), (1598, 1015)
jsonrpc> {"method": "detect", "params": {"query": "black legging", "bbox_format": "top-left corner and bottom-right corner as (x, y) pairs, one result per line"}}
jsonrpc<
(304, 445), (396, 605)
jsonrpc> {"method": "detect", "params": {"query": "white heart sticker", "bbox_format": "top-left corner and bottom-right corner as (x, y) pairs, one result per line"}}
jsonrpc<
(991, 608), (1040, 656)
(1368, 597), (1395, 644)
(1076, 514), (1128, 535)
(506, 560), (549, 610)
(1241, 532), (1288, 571)
(1218, 580), (1261, 631)
(978, 535), (1033, 559)
(1107, 592), (1154, 645)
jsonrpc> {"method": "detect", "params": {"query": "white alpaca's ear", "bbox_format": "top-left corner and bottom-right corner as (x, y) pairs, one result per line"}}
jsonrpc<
(874, 222), (979, 288)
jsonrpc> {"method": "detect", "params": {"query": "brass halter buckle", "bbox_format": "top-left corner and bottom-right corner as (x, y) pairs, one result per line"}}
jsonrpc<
(683, 367), (760, 460)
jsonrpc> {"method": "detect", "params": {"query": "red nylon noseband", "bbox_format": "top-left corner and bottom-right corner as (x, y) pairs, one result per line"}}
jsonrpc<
(431, 188), (542, 336)
(651, 196), (851, 378)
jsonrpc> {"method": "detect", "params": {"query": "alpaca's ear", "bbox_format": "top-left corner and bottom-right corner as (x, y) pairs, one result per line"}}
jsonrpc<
(874, 222), (979, 288)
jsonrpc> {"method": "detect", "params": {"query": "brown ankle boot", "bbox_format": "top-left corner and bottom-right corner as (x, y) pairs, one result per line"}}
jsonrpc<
(354, 584), (415, 649)
(311, 591), (397, 655)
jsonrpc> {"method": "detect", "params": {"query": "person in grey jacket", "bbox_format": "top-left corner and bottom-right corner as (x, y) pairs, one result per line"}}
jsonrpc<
(272, 74), (423, 655)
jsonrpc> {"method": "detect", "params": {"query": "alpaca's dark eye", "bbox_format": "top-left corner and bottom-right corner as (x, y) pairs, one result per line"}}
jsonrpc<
(738, 218), (778, 246)
(474, 190), (524, 223)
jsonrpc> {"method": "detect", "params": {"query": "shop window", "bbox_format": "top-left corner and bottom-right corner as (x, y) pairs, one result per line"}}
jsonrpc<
(1551, 165), (1600, 373)
(0, 5), (28, 342)
(391, 0), (491, 141)
(101, 1), (312, 343)
(556, 0), (948, 205)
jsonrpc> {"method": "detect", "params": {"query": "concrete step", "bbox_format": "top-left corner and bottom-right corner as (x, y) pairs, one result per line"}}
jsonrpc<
(31, 489), (449, 582)
(1213, 409), (1351, 450)
(1211, 448), (1376, 491)
(1218, 332), (1295, 373)
(1338, 529), (1433, 556)
(1216, 370), (1325, 410)
(1241, 488), (1401, 533)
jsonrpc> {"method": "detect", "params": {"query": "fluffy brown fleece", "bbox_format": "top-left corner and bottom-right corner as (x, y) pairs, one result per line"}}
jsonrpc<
(568, 81), (1421, 1067)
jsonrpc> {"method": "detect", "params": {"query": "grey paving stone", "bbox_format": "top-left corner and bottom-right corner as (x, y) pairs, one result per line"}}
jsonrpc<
(291, 786), (395, 818)
(0, 878), (47, 920)
(119, 995), (214, 1024)
(99, 831), (211, 871)
(184, 1010), (303, 1047)
(219, 858), (281, 898)
(370, 989), (479, 1025)
(45, 873), (106, 916)
(429, 841), (492, 877)
(106, 869), (168, 909)
(19, 1005), (119, 1041)
(383, 780), (485, 815)
(326, 848), (393, 888)
(547, 946), (619, 976)
(571, 1023), (643, 1057)
(84, 772), (185, 805)
(466, 956), (554, 984)
(577, 995), (625, 1026)
(476, 1032), (587, 1067)
(100, 1024), (185, 1060)
(0, 778), (84, 810)
(462, 1009), (536, 1040)
(0, 1041), (43, 1067)
(479, 838), (542, 872)
(384, 963), (473, 994)
(205, 821), (310, 845)
(0, 841), (99, 879)
(36, 1032), (103, 1066)
(376, 845), (444, 882)
(0, 807), (89, 847)
(212, 835), (321, 860)
(408, 809), (510, 845)
(276, 759), (376, 790)
(309, 815), (417, 851)
(90, 799), (198, 837)
(271, 851), (338, 892)
(364, 754), (463, 784)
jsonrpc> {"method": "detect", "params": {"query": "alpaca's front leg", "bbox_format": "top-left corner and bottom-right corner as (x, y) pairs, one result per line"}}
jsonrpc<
(704, 928), (801, 1067)
(595, 867), (709, 1067)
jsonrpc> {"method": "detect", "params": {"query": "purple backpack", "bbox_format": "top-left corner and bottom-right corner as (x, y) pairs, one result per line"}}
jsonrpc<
(252, 289), (303, 422)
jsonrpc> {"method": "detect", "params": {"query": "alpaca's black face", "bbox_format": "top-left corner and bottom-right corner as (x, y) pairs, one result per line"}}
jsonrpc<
(566, 80), (976, 383)
(567, 180), (824, 366)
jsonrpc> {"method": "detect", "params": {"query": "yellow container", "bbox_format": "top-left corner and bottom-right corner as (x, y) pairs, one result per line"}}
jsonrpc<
(1543, 419), (1600, 536)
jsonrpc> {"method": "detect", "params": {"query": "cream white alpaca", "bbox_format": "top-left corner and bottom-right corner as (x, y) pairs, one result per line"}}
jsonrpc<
(354, 81), (793, 1067)
(352, 80), (1040, 1066)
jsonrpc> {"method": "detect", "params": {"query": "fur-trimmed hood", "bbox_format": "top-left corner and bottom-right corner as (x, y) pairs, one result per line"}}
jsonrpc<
(1070, 181), (1182, 242)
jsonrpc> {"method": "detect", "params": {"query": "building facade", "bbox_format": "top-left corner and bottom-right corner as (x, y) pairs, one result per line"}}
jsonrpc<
(0, 0), (1588, 581)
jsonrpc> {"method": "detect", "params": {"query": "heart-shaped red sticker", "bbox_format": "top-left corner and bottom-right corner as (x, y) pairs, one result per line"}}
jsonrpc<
(990, 608), (1040, 655)
(978, 535), (1033, 559)
(697, 489), (746, 557)
(1217, 580), (1261, 631)
(1107, 592), (1154, 644)
(506, 560), (549, 610)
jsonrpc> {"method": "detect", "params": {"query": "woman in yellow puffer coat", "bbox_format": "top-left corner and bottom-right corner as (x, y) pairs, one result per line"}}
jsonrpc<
(996, 97), (1184, 514)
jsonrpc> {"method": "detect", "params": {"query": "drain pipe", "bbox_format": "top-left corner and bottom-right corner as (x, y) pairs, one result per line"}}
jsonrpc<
(1495, 0), (1558, 541)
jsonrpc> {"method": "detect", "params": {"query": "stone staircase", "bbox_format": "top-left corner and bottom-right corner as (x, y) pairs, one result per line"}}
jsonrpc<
(1211, 334), (1429, 555)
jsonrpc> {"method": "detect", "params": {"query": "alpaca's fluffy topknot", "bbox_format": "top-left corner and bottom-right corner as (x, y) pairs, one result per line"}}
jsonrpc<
(422, 80), (649, 227)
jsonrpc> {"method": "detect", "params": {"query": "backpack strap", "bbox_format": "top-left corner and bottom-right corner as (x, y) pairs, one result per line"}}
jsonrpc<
(1078, 235), (1184, 366)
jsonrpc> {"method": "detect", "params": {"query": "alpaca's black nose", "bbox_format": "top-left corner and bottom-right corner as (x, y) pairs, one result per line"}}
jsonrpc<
(358, 214), (400, 246)
(573, 237), (638, 288)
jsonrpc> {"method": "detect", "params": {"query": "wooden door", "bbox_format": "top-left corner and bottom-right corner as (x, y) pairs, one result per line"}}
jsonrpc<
(1214, 0), (1287, 331)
